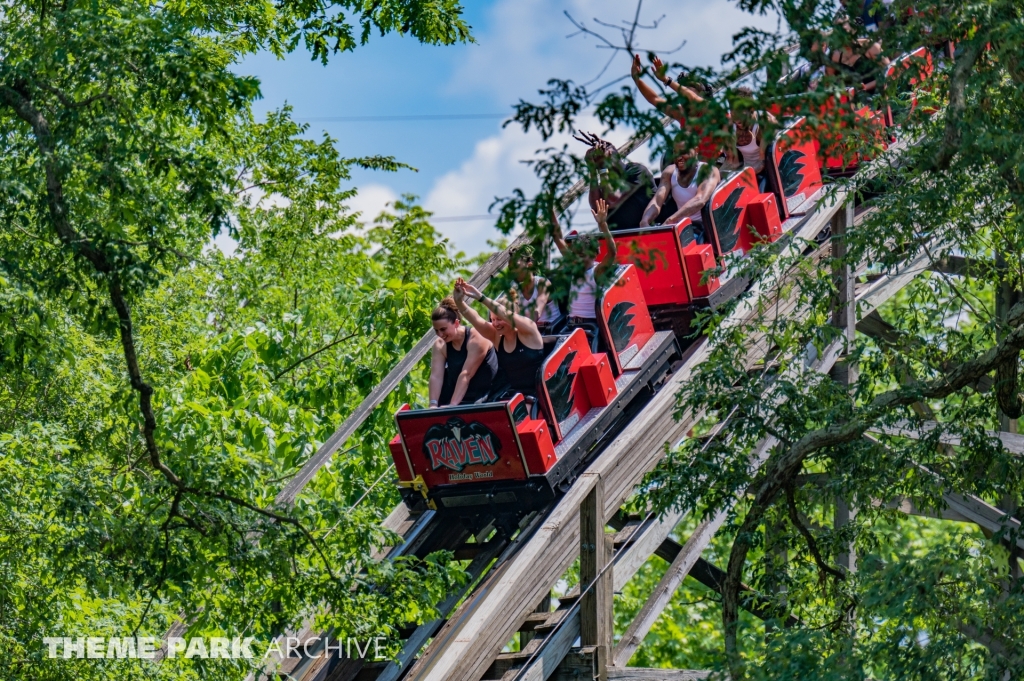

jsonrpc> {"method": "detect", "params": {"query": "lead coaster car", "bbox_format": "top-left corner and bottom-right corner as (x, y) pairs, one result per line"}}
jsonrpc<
(389, 264), (679, 514)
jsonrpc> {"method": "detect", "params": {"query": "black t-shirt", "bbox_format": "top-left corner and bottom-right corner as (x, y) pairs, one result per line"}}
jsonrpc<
(606, 163), (655, 232)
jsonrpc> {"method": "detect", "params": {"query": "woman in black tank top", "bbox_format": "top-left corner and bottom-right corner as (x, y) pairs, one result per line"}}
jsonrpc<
(428, 297), (498, 408)
(453, 279), (546, 401)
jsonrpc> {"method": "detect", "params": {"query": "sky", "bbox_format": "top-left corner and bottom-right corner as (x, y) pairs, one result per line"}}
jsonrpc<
(237, 0), (781, 255)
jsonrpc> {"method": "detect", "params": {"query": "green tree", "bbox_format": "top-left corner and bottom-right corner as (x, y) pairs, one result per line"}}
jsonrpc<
(0, 1), (472, 679)
(500, 1), (1024, 678)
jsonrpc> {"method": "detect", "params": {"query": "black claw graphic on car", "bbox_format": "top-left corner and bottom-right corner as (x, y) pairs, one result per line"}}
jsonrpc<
(607, 301), (636, 353)
(546, 350), (577, 424)
(712, 186), (744, 254)
(778, 149), (809, 196)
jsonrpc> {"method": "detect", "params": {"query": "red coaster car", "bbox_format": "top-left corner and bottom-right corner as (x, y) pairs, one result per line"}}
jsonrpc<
(390, 264), (679, 512)
(588, 168), (785, 340)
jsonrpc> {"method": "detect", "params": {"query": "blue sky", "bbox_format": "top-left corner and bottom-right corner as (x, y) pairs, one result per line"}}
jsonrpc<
(238, 0), (778, 254)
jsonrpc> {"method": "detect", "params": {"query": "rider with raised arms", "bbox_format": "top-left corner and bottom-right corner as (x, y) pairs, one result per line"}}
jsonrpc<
(428, 298), (498, 408)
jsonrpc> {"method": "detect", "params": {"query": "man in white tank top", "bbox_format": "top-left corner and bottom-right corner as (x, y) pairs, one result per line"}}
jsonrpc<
(639, 145), (721, 243)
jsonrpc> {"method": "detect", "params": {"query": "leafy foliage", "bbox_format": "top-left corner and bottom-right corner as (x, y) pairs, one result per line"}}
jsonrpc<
(0, 1), (472, 679)
(499, 0), (1024, 678)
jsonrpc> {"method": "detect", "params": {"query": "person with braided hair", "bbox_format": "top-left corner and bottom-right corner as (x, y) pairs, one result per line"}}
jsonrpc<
(575, 130), (656, 232)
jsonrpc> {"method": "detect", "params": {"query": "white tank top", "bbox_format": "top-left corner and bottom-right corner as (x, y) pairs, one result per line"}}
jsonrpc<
(736, 122), (763, 174)
(515, 276), (563, 326)
(670, 162), (705, 216)
(569, 266), (598, 318)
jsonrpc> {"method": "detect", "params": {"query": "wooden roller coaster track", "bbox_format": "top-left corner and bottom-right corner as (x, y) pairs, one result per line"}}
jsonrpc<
(228, 56), (1024, 681)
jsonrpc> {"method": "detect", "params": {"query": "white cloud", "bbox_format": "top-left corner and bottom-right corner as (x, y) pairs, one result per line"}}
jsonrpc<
(347, 183), (401, 225)
(422, 124), (542, 254)
(421, 114), (650, 255)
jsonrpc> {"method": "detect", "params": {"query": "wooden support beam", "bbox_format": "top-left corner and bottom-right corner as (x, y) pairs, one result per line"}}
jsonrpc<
(606, 507), (796, 627)
(857, 310), (993, 395)
(856, 237), (944, 314)
(941, 490), (1024, 552)
(453, 538), (505, 561)
(607, 508), (689, 592)
(613, 512), (727, 667)
(607, 670), (711, 680)
(862, 436), (1024, 552)
(928, 254), (992, 277)
(869, 420), (1024, 455)
(553, 649), (711, 681)
(579, 479), (611, 680)
(831, 199), (857, 575)
(995, 273), (1022, 582)
(879, 496), (971, 523)
(856, 309), (918, 349)
(519, 594), (552, 648)
(655, 543), (799, 628)
(375, 536), (510, 681)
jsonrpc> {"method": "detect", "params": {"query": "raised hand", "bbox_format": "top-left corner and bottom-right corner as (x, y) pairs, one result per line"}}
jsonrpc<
(460, 280), (483, 301)
(592, 197), (609, 226)
(630, 54), (643, 80)
(452, 278), (466, 305)
(651, 55), (670, 84)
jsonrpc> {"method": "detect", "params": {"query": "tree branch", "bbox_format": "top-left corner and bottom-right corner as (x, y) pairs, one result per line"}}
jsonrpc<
(36, 81), (113, 109)
(2, 63), (352, 636)
(273, 331), (360, 381)
(721, 297), (1024, 676)
(785, 484), (846, 584)
(0, 83), (182, 491)
(931, 39), (984, 170)
(198, 488), (338, 582)
(996, 352), (1023, 420)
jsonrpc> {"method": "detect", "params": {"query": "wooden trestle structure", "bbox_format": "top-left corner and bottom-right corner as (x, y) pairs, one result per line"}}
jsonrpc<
(240, 132), (1024, 681)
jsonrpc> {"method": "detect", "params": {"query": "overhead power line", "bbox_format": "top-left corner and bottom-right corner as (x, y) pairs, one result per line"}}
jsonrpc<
(429, 214), (496, 222)
(300, 113), (508, 122)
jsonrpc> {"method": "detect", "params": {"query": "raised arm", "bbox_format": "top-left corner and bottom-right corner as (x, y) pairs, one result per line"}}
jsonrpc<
(428, 340), (446, 408)
(651, 56), (706, 104)
(461, 281), (543, 346)
(593, 198), (618, 279)
(453, 281), (497, 344)
(639, 168), (673, 227)
(666, 166), (721, 224)
(550, 207), (569, 255)
(586, 147), (605, 212)
(449, 334), (490, 407)
(631, 54), (667, 108)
